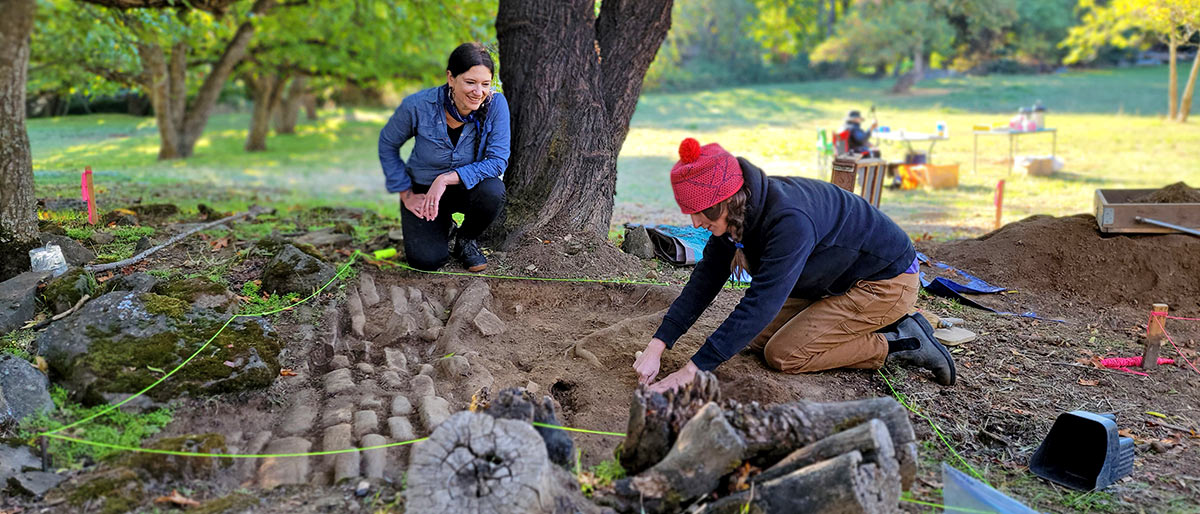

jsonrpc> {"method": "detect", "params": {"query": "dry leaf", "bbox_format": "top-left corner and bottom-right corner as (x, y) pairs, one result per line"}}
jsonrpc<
(210, 237), (230, 251)
(96, 272), (114, 283)
(35, 356), (49, 374)
(280, 369), (298, 377)
(154, 489), (200, 508)
(1078, 378), (1100, 386)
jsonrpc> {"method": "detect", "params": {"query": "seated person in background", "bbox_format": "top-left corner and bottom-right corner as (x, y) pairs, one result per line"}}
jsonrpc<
(842, 110), (878, 154)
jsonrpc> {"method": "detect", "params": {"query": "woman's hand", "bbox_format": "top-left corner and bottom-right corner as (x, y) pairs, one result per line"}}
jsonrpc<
(649, 360), (699, 393)
(421, 171), (462, 221)
(633, 338), (666, 385)
(400, 190), (427, 218)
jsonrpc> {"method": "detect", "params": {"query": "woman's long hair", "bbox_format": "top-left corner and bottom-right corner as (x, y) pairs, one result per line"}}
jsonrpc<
(700, 183), (751, 281)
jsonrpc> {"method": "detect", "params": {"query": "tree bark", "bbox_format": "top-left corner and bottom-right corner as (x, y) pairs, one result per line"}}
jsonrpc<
(139, 43), (182, 159)
(702, 451), (897, 514)
(303, 92), (317, 120)
(828, 0), (837, 29)
(494, 0), (672, 245)
(0, 0), (39, 282)
(274, 74), (306, 134)
(891, 45), (925, 94)
(1177, 43), (1199, 123)
(244, 71), (286, 152)
(1169, 36), (1179, 120)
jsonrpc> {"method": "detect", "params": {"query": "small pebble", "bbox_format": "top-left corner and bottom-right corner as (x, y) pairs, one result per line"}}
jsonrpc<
(355, 479), (370, 497)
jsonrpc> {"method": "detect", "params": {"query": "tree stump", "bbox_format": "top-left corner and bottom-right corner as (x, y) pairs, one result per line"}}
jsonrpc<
(406, 411), (605, 514)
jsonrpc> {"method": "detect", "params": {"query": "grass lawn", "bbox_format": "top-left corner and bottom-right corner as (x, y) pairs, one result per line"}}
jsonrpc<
(30, 64), (1200, 240)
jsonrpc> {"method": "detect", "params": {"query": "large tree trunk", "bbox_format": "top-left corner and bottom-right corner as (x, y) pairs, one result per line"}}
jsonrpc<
(827, 0), (837, 30)
(0, 0), (39, 282)
(245, 72), (286, 151)
(891, 46), (925, 94)
(274, 74), (305, 134)
(1177, 46), (1199, 123)
(173, 0), (274, 158)
(494, 0), (672, 245)
(138, 42), (187, 159)
(1168, 36), (1179, 120)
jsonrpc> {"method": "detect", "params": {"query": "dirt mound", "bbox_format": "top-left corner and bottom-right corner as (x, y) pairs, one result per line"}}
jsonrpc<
(921, 214), (1200, 316)
(498, 232), (647, 280)
(1131, 182), (1200, 204)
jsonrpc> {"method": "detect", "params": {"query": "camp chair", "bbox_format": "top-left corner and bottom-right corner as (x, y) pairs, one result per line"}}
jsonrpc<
(816, 129), (834, 170)
(833, 129), (851, 156)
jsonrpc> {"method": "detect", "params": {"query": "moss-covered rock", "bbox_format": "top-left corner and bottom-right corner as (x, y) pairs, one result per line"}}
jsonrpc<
(152, 277), (236, 312)
(37, 291), (282, 405)
(40, 267), (97, 314)
(118, 433), (232, 479)
(261, 243), (336, 295)
(55, 467), (144, 514)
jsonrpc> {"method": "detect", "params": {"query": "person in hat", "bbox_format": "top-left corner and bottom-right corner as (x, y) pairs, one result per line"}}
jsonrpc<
(842, 109), (877, 154)
(632, 138), (956, 392)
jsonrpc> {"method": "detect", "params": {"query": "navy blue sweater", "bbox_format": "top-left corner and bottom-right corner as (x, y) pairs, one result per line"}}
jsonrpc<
(652, 158), (915, 371)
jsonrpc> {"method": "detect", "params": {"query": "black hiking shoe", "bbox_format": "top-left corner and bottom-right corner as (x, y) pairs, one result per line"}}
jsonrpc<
(452, 238), (487, 272)
(883, 314), (957, 386)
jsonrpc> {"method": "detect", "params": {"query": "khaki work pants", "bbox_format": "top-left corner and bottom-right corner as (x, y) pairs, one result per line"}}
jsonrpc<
(748, 272), (919, 373)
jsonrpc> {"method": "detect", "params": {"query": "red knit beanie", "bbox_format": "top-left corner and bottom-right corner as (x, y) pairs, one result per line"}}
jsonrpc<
(670, 138), (743, 214)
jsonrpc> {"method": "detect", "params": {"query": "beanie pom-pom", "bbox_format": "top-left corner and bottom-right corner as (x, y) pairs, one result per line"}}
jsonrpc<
(678, 138), (701, 163)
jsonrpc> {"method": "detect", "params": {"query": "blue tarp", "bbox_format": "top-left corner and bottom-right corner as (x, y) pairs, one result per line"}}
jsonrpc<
(916, 252), (1062, 322)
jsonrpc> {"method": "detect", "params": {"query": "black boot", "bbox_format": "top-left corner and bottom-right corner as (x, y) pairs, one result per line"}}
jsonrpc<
(883, 314), (956, 386)
(452, 238), (487, 272)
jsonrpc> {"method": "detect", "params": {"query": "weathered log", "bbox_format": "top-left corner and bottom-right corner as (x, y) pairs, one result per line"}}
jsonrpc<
(753, 418), (896, 485)
(702, 450), (898, 514)
(619, 371), (721, 474)
(600, 403), (747, 514)
(620, 372), (917, 489)
(406, 411), (606, 514)
(485, 388), (576, 468)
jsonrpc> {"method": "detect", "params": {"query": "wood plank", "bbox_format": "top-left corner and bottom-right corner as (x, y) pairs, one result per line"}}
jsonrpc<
(1095, 189), (1200, 233)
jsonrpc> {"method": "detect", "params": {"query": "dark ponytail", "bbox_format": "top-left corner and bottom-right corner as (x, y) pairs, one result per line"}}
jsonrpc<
(447, 42), (494, 78)
(700, 184), (751, 282)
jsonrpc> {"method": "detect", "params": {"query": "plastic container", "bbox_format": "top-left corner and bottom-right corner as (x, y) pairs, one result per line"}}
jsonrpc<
(908, 163), (959, 189)
(936, 120), (947, 138)
(30, 243), (69, 277)
(1030, 411), (1134, 491)
(943, 463), (1038, 514)
(1033, 101), (1046, 129)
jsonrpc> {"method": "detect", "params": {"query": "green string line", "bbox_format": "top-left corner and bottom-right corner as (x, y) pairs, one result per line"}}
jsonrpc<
(877, 369), (988, 484)
(900, 497), (998, 513)
(37, 253), (360, 438)
(532, 422), (626, 437)
(42, 421), (622, 459)
(42, 432), (427, 458)
(367, 253), (750, 289)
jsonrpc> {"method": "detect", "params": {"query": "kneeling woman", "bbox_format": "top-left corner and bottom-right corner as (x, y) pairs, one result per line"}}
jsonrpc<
(633, 138), (956, 392)
(378, 42), (509, 272)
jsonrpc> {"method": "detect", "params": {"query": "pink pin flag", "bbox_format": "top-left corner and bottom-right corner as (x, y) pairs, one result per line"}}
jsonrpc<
(81, 166), (97, 225)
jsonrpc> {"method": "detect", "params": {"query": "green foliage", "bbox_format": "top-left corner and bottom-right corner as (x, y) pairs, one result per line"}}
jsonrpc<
(576, 452), (626, 497)
(65, 226), (95, 240)
(1, 329), (37, 361)
(239, 280), (300, 316)
(813, 0), (956, 71)
(1061, 0), (1200, 65)
(18, 386), (174, 469)
(95, 226), (156, 262)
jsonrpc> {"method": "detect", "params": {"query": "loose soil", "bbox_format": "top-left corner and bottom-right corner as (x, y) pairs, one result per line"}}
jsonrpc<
(1130, 181), (1200, 204)
(8, 209), (1200, 513)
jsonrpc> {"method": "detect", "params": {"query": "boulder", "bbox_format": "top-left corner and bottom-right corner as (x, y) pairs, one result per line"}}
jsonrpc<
(104, 272), (158, 294)
(39, 234), (95, 267)
(261, 244), (335, 295)
(151, 277), (236, 312)
(0, 354), (55, 426)
(40, 267), (96, 314)
(0, 271), (52, 334)
(7, 471), (66, 497)
(622, 225), (655, 259)
(88, 231), (115, 245)
(37, 291), (281, 405)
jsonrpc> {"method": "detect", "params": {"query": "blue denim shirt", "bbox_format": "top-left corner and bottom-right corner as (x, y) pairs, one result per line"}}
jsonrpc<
(378, 86), (510, 192)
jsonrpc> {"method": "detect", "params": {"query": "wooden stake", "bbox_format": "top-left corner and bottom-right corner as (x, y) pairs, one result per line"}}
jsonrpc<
(1142, 303), (1169, 370)
(83, 166), (98, 225)
(994, 179), (1005, 230)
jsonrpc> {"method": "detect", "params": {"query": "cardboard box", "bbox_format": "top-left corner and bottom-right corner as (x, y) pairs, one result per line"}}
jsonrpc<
(1016, 157), (1054, 176)
(907, 163), (959, 189)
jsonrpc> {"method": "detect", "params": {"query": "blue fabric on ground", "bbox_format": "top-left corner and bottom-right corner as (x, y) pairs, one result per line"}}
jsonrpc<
(628, 223), (751, 283)
(915, 252), (1063, 322)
